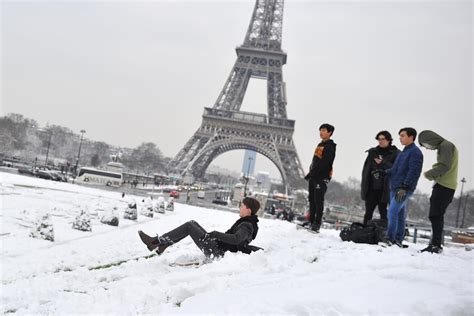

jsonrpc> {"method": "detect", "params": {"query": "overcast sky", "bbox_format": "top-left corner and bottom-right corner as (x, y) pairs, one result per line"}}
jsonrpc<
(2, 0), (472, 194)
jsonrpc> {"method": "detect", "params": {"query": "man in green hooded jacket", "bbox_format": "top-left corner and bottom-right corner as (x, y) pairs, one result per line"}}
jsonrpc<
(418, 130), (458, 254)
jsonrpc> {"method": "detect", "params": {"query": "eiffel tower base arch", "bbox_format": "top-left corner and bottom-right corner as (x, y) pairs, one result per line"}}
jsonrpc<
(167, 109), (306, 192)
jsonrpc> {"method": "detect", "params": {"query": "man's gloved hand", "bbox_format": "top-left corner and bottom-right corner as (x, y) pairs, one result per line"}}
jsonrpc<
(371, 169), (387, 179)
(395, 187), (407, 203)
(208, 231), (219, 239)
(371, 169), (380, 180)
(202, 232), (217, 242)
(304, 173), (311, 181)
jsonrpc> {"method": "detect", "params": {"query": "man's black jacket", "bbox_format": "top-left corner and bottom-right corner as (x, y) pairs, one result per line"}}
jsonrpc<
(306, 139), (337, 181)
(360, 145), (400, 203)
(209, 215), (260, 254)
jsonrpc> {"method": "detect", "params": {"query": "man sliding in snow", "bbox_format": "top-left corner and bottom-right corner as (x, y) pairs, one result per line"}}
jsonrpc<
(138, 197), (261, 258)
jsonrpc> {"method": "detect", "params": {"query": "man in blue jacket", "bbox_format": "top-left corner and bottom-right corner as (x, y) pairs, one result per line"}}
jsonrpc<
(384, 127), (423, 247)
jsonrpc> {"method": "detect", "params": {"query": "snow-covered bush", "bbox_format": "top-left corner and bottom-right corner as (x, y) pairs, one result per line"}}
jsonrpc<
(100, 209), (119, 226)
(157, 199), (166, 214)
(166, 198), (175, 212)
(29, 213), (54, 242)
(72, 210), (92, 231)
(124, 202), (138, 220)
(140, 206), (154, 218)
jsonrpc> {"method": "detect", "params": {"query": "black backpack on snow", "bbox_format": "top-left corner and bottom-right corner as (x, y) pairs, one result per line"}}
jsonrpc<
(339, 219), (387, 245)
(366, 219), (388, 243)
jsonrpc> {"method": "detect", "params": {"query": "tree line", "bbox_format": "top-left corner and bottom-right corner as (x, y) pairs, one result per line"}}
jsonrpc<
(0, 113), (167, 174)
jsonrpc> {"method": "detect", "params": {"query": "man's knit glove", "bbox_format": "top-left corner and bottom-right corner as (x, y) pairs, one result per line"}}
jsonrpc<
(202, 232), (217, 242)
(395, 187), (407, 203)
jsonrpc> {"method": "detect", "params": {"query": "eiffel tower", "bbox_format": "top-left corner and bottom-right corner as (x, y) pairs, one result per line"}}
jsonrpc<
(167, 0), (306, 191)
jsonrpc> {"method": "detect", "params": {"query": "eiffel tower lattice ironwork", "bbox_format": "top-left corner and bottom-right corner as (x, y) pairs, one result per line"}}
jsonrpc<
(167, 0), (306, 191)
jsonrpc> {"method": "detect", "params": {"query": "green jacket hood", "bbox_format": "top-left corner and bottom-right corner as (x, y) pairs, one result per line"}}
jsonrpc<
(418, 130), (445, 149)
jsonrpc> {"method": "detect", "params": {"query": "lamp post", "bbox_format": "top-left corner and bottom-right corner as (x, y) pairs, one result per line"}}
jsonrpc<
(144, 170), (149, 188)
(243, 156), (253, 198)
(460, 194), (469, 229)
(455, 177), (466, 227)
(38, 128), (53, 166)
(74, 130), (86, 175)
(44, 129), (53, 166)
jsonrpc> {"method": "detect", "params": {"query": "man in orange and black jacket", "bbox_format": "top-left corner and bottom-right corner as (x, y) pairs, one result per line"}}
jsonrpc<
(304, 123), (337, 232)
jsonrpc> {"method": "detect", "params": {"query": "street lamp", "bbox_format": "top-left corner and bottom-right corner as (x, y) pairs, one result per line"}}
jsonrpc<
(456, 177), (467, 227)
(461, 194), (470, 228)
(74, 130), (86, 175)
(44, 129), (53, 166)
(243, 156), (253, 198)
(38, 128), (53, 166)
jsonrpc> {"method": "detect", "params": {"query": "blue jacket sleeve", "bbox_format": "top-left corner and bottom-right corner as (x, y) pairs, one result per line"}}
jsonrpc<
(402, 148), (423, 190)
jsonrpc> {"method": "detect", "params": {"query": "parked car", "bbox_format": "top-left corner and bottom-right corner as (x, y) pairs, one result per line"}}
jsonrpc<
(54, 172), (68, 182)
(36, 170), (53, 180)
(169, 190), (180, 198)
(212, 198), (228, 206)
(48, 171), (62, 181)
(17, 166), (35, 176)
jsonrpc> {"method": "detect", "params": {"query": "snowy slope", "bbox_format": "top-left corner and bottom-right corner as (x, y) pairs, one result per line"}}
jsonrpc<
(1, 172), (473, 315)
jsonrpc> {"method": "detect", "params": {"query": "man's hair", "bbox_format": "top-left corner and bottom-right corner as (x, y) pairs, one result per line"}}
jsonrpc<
(319, 123), (335, 136)
(375, 130), (393, 145)
(399, 127), (417, 141)
(242, 197), (260, 215)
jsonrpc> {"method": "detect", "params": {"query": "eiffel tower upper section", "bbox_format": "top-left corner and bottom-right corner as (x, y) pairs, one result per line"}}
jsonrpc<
(211, 0), (289, 122)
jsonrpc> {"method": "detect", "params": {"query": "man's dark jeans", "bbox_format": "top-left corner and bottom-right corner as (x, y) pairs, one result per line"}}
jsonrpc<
(308, 178), (327, 226)
(364, 189), (388, 225)
(429, 184), (455, 246)
(163, 220), (223, 258)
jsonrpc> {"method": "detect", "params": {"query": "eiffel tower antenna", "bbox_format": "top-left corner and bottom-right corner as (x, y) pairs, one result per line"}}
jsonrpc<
(167, 0), (306, 192)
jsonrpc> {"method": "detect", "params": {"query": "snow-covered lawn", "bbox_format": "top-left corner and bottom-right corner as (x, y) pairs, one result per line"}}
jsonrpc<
(1, 172), (472, 315)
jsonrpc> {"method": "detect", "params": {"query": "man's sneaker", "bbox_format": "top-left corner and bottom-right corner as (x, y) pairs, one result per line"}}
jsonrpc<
(393, 240), (409, 248)
(138, 230), (173, 254)
(309, 223), (320, 233)
(382, 238), (394, 246)
(420, 244), (443, 254)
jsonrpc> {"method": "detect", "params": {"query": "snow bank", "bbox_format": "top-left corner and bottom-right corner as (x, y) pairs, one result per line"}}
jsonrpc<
(1, 172), (472, 315)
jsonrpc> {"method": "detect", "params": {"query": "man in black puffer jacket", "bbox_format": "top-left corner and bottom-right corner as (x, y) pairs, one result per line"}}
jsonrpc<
(361, 131), (400, 225)
(138, 197), (261, 258)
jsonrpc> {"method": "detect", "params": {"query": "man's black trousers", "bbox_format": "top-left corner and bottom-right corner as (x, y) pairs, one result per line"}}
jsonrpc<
(162, 220), (223, 257)
(363, 189), (388, 225)
(308, 179), (327, 226)
(429, 183), (455, 246)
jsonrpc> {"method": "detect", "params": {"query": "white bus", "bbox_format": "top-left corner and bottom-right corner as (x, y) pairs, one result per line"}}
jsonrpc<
(77, 167), (123, 187)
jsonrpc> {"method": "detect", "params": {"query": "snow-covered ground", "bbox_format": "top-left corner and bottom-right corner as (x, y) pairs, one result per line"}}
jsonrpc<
(1, 172), (473, 315)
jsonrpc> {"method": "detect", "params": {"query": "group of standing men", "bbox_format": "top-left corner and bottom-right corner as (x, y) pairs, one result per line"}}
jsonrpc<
(306, 124), (459, 254)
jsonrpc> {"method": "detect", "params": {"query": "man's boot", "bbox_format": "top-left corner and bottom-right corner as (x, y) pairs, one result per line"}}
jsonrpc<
(382, 237), (393, 246)
(420, 244), (443, 254)
(138, 230), (159, 251)
(310, 223), (320, 233)
(138, 230), (173, 254)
